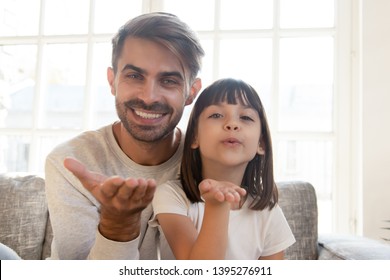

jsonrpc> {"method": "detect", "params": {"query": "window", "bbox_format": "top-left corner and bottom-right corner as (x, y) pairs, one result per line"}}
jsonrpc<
(0, 0), (353, 234)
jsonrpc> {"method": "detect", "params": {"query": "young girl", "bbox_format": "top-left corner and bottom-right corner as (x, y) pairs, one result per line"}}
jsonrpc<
(150, 78), (295, 259)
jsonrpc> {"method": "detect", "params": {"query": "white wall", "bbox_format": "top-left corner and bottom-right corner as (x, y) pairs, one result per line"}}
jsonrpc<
(362, 0), (390, 241)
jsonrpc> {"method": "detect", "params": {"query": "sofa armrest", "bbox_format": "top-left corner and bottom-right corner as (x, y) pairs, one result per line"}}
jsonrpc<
(318, 234), (390, 260)
(0, 173), (48, 260)
(278, 181), (318, 260)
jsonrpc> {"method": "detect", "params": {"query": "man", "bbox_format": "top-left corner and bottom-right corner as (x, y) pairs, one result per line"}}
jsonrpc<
(45, 12), (204, 259)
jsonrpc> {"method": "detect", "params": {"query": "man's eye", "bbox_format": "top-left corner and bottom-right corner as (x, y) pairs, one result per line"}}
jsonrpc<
(161, 78), (178, 85)
(126, 73), (141, 79)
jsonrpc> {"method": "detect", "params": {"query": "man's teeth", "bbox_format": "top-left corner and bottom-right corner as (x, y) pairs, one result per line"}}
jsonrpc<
(135, 110), (163, 119)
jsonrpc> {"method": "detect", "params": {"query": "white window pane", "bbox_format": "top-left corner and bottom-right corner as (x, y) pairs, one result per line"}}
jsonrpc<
(279, 37), (334, 132)
(44, 0), (89, 35)
(36, 134), (77, 173)
(275, 139), (333, 233)
(275, 140), (333, 198)
(0, 134), (31, 172)
(41, 44), (87, 129)
(178, 39), (214, 131)
(0, 0), (40, 36)
(218, 38), (273, 110)
(91, 43), (117, 129)
(198, 39), (214, 88)
(280, 0), (334, 28)
(0, 45), (37, 128)
(94, 0), (143, 34)
(220, 0), (273, 30)
(318, 199), (332, 234)
(161, 0), (215, 31)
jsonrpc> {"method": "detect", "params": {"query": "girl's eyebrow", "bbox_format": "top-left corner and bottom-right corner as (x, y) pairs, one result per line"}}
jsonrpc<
(212, 102), (255, 110)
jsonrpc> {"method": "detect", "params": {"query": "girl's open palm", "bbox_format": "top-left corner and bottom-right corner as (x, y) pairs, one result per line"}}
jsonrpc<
(199, 179), (246, 208)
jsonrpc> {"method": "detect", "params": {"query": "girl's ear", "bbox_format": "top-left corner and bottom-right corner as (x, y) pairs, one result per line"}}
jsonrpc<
(191, 135), (199, 149)
(257, 139), (265, 155)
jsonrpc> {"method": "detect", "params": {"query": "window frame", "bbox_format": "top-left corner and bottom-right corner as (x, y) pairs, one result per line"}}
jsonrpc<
(0, 0), (357, 234)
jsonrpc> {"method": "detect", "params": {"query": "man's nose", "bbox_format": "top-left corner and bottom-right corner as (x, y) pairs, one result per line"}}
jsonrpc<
(140, 81), (159, 103)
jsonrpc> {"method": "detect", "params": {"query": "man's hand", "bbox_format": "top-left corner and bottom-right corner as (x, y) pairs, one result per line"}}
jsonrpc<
(199, 179), (246, 209)
(63, 157), (156, 241)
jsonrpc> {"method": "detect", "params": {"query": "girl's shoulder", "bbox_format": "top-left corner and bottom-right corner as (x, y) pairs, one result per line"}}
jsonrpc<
(155, 180), (188, 202)
(158, 179), (183, 192)
(152, 180), (197, 218)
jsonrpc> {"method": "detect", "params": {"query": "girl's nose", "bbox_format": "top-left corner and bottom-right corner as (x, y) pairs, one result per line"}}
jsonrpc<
(224, 121), (239, 131)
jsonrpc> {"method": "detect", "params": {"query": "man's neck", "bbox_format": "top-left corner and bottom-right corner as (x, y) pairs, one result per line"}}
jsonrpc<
(113, 122), (181, 166)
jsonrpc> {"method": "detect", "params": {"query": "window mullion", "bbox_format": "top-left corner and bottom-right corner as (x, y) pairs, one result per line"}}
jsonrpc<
(149, 0), (163, 12)
(213, 0), (221, 80)
(28, 0), (47, 172)
(82, 0), (96, 130)
(272, 0), (281, 140)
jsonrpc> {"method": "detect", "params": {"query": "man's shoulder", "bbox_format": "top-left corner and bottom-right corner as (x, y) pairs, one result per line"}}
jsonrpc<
(47, 124), (113, 159)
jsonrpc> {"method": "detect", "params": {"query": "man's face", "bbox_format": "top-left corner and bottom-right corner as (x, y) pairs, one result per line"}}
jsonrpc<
(108, 37), (198, 143)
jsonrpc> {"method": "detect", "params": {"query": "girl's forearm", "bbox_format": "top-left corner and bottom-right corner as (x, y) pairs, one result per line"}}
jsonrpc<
(188, 202), (230, 259)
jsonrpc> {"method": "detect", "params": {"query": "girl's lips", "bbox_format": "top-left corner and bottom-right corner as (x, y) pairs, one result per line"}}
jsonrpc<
(222, 137), (242, 145)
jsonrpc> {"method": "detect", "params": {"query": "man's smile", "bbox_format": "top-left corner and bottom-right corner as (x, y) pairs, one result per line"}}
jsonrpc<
(134, 110), (164, 120)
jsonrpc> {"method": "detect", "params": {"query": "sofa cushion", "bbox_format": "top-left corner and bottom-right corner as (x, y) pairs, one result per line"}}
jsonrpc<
(277, 181), (318, 259)
(0, 173), (48, 260)
(318, 234), (390, 260)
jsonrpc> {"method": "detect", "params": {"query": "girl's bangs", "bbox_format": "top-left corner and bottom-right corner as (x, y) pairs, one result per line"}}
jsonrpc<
(203, 84), (252, 108)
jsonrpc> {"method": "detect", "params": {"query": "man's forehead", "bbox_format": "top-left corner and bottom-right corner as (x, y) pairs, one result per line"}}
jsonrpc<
(118, 37), (187, 77)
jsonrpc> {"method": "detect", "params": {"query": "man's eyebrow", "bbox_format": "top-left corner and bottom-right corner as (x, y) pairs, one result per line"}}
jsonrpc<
(121, 64), (145, 74)
(121, 64), (184, 80)
(160, 71), (184, 81)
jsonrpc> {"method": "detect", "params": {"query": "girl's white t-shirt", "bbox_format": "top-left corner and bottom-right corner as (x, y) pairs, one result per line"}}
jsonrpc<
(150, 180), (296, 259)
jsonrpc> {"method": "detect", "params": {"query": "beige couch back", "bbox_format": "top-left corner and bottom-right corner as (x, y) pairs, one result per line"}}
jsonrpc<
(0, 174), (317, 260)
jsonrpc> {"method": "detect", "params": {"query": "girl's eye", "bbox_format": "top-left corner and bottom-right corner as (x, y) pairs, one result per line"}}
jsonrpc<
(241, 115), (254, 121)
(209, 113), (223, 119)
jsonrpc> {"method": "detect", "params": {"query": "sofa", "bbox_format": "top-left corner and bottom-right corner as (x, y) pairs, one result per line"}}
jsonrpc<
(1, 173), (390, 260)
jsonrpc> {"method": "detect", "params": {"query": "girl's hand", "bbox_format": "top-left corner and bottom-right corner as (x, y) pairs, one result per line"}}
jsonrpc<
(199, 179), (246, 209)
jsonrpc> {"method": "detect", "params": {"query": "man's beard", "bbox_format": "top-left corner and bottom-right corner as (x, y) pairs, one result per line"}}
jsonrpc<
(116, 99), (183, 143)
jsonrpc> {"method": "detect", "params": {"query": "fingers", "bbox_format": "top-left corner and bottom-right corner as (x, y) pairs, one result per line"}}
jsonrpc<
(113, 178), (156, 202)
(64, 157), (156, 215)
(100, 176), (125, 198)
(199, 179), (246, 204)
(63, 157), (88, 179)
(63, 157), (108, 189)
(98, 177), (156, 214)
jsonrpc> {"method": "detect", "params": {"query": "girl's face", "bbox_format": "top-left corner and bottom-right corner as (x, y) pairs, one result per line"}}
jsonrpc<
(191, 101), (264, 174)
